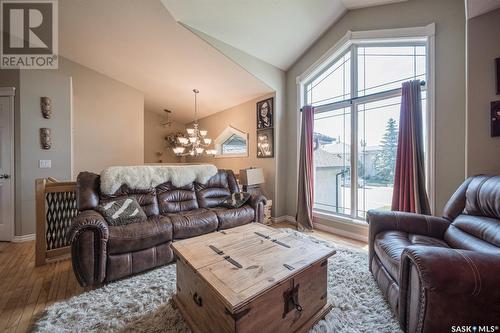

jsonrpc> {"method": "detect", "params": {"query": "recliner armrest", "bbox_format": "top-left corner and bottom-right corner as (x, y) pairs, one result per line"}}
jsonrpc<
(248, 194), (267, 224)
(367, 210), (450, 272)
(68, 210), (109, 287)
(401, 246), (500, 297)
(248, 193), (267, 208)
(399, 246), (500, 332)
(367, 210), (449, 241)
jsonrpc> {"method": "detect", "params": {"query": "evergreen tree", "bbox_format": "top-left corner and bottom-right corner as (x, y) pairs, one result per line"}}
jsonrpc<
(373, 118), (399, 183)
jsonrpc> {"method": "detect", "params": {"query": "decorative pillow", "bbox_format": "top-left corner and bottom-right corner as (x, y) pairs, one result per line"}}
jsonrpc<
(220, 192), (251, 209)
(96, 197), (147, 226)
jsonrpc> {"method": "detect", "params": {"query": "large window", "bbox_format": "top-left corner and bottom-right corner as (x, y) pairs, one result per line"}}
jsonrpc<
(305, 42), (429, 220)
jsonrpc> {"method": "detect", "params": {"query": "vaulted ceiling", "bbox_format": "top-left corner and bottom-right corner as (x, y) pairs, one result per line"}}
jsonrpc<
(60, 0), (409, 123)
(467, 0), (500, 18)
(161, 0), (407, 70)
(59, 0), (272, 124)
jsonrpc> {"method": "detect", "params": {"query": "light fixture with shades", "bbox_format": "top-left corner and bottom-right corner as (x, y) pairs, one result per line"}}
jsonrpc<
(173, 89), (217, 157)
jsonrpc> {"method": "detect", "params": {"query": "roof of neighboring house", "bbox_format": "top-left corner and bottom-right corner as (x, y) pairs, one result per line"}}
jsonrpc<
(313, 132), (336, 144)
(321, 142), (381, 154)
(314, 148), (346, 168)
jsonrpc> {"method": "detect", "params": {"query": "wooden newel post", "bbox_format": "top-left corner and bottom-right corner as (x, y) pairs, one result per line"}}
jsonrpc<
(35, 178), (47, 266)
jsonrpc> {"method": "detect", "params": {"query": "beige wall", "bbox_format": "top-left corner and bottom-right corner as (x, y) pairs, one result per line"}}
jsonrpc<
(144, 110), (185, 163)
(185, 93), (276, 205)
(467, 8), (500, 176)
(58, 58), (144, 174)
(3, 59), (146, 236)
(285, 0), (466, 218)
(19, 70), (73, 235)
(187, 29), (286, 216)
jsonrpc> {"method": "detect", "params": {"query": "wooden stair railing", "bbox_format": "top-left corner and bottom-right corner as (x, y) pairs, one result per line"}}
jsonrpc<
(35, 178), (77, 266)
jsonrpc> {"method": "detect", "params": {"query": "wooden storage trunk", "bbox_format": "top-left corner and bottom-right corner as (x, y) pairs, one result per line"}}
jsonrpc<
(171, 224), (335, 333)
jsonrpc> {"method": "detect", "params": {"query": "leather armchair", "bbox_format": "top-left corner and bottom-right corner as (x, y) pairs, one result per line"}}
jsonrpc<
(368, 175), (500, 333)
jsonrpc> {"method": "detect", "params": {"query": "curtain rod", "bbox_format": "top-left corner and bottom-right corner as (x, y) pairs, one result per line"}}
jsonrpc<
(300, 80), (426, 112)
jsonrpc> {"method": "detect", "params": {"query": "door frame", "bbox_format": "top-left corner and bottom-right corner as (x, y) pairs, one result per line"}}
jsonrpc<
(0, 87), (15, 242)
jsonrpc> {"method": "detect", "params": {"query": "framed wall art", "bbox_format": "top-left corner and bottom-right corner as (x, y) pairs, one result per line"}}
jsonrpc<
(257, 128), (274, 158)
(491, 100), (500, 137)
(257, 97), (273, 129)
(496, 58), (500, 95)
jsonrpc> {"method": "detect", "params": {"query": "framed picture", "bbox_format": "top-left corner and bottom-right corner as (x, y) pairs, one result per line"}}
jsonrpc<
(257, 128), (274, 158)
(496, 58), (500, 95)
(257, 97), (273, 129)
(491, 101), (500, 137)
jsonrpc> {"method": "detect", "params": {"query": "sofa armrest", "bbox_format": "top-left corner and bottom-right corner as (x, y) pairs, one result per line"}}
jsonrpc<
(68, 210), (109, 287)
(399, 246), (500, 333)
(402, 246), (500, 297)
(367, 210), (450, 240)
(248, 194), (267, 224)
(367, 210), (450, 271)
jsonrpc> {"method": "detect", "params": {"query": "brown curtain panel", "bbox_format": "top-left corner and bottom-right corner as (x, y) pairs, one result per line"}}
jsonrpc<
(392, 80), (431, 214)
(296, 105), (315, 230)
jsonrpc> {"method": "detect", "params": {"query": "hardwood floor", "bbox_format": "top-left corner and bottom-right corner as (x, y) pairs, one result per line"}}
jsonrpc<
(0, 241), (84, 333)
(0, 225), (366, 332)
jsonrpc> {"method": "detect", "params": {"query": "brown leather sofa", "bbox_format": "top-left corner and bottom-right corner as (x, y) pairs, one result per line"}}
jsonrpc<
(368, 175), (500, 333)
(68, 169), (266, 287)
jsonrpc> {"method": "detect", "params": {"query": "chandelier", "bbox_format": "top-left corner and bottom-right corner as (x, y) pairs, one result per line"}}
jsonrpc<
(173, 89), (217, 157)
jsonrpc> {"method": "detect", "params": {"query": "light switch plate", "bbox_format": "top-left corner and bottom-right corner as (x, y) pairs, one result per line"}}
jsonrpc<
(39, 160), (51, 168)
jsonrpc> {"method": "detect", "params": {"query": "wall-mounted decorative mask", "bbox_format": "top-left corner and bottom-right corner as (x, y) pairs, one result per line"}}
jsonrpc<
(40, 128), (52, 150)
(40, 97), (52, 119)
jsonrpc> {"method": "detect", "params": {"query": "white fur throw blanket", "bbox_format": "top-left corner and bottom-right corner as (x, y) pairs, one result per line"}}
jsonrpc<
(100, 165), (218, 195)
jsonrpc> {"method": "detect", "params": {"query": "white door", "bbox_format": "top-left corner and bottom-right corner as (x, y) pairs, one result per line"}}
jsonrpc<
(0, 89), (15, 241)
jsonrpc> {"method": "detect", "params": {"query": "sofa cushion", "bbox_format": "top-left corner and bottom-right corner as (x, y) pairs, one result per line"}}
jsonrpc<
(101, 186), (159, 217)
(195, 170), (238, 208)
(107, 215), (172, 254)
(464, 175), (500, 220)
(220, 192), (251, 209)
(156, 182), (198, 214)
(169, 209), (218, 239)
(210, 205), (254, 230)
(444, 224), (500, 253)
(96, 197), (147, 226)
(374, 231), (449, 281)
(448, 214), (500, 248)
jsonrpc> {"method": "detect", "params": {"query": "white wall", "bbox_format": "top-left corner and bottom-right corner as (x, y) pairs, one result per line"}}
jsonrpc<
(466, 8), (500, 176)
(285, 0), (466, 219)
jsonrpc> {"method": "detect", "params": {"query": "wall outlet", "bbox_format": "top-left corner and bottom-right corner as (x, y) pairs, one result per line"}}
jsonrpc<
(39, 160), (51, 168)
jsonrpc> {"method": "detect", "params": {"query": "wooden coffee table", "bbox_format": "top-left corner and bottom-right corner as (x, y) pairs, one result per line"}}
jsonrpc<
(171, 223), (336, 333)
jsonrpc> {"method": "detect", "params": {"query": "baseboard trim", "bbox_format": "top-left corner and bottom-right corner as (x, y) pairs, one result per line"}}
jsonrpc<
(315, 223), (368, 243)
(13, 234), (36, 242)
(271, 215), (296, 224)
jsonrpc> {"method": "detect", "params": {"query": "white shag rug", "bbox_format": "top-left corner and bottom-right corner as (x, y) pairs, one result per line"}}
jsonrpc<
(100, 165), (218, 195)
(34, 229), (401, 333)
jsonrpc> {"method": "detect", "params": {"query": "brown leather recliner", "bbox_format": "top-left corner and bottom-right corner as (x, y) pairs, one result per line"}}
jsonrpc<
(368, 175), (500, 333)
(68, 169), (266, 287)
